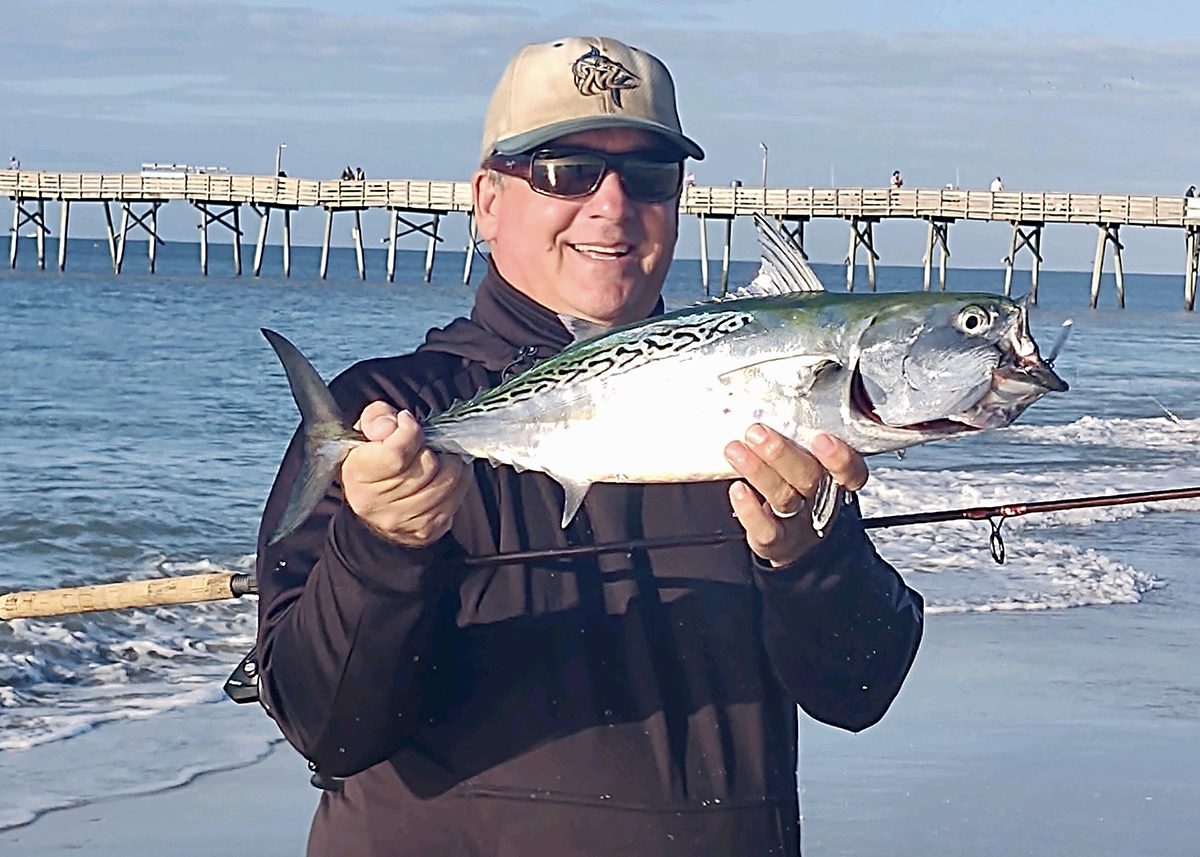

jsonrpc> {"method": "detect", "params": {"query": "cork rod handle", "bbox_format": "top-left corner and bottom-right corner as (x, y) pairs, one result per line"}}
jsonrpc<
(0, 572), (254, 620)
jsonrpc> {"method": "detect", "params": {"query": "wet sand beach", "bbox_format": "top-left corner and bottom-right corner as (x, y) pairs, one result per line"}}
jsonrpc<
(5, 544), (1196, 857)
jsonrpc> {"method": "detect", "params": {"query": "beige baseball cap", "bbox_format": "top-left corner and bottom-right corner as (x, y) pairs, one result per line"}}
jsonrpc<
(479, 36), (705, 164)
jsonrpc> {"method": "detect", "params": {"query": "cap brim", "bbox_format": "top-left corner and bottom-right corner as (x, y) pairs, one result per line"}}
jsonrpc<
(492, 116), (704, 161)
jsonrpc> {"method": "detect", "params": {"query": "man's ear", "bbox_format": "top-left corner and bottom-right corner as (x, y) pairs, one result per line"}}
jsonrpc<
(471, 170), (501, 243)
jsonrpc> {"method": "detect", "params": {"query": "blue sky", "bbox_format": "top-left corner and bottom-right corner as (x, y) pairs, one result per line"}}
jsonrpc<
(4, 1), (1200, 272)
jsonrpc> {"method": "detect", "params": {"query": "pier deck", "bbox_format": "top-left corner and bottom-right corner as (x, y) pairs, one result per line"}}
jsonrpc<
(4, 170), (1199, 308)
(3, 171), (1196, 225)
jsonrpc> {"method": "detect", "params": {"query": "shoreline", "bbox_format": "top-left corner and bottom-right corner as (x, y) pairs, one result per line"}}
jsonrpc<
(0, 739), (317, 857)
(0, 737), (286, 835)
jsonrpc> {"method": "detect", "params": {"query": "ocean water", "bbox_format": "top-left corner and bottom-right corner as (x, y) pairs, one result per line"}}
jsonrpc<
(1, 237), (1198, 831)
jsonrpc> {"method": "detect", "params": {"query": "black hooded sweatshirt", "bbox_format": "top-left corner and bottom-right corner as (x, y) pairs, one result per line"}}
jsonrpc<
(255, 264), (924, 857)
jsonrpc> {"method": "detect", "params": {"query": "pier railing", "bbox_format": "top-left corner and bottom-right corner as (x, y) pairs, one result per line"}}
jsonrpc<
(3, 172), (1197, 226)
(684, 185), (1199, 228)
(0, 171), (477, 211)
(4, 170), (1199, 309)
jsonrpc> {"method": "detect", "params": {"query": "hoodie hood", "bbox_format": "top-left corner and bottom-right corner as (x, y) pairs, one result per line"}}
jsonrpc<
(418, 260), (574, 373)
(418, 258), (664, 373)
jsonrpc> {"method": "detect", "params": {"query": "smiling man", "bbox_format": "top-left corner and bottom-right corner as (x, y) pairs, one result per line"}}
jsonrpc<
(255, 36), (923, 857)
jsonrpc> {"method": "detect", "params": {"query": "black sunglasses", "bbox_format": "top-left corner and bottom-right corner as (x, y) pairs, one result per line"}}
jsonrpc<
(482, 147), (685, 203)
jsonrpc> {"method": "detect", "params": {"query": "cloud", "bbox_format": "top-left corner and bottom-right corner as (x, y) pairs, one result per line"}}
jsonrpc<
(5, 1), (1200, 267)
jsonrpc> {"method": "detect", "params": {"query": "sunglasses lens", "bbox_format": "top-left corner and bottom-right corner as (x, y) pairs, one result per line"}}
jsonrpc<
(530, 152), (683, 202)
(531, 154), (606, 197)
(619, 158), (683, 202)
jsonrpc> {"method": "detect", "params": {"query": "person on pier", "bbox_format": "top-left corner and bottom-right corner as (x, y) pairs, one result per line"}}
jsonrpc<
(890, 168), (903, 188)
(254, 34), (923, 857)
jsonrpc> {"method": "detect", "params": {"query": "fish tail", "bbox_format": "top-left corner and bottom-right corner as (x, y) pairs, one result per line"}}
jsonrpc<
(261, 329), (361, 544)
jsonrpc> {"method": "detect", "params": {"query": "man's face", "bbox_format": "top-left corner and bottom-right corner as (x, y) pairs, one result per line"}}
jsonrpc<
(473, 128), (681, 326)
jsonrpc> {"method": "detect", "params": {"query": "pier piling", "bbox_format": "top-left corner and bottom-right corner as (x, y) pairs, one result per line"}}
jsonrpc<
(845, 217), (879, 292)
(281, 209), (292, 277)
(35, 201), (47, 270)
(922, 218), (952, 291)
(422, 213), (440, 284)
(777, 217), (808, 260)
(1186, 226), (1199, 311)
(462, 212), (480, 285)
(252, 205), (270, 276)
(1090, 224), (1125, 309)
(353, 210), (366, 281)
(1003, 223), (1044, 303)
(58, 201), (70, 271)
(386, 208), (400, 282)
(194, 202), (244, 276)
(8, 197), (51, 270)
(720, 215), (734, 296)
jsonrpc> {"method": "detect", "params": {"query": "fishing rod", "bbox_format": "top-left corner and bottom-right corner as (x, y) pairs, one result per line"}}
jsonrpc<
(3, 484), (1199, 621)
(862, 484), (1200, 563)
(454, 484), (1200, 567)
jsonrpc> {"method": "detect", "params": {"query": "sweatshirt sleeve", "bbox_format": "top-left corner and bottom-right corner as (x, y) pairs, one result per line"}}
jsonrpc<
(254, 362), (463, 778)
(752, 494), (924, 732)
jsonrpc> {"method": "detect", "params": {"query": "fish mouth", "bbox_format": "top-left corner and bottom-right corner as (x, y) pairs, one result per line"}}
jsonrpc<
(952, 351), (1068, 429)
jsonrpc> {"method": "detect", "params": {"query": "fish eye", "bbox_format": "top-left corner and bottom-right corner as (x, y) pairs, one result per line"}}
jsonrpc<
(955, 305), (991, 335)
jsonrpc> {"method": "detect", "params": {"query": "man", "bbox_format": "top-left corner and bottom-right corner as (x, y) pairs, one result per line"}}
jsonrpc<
(256, 36), (923, 856)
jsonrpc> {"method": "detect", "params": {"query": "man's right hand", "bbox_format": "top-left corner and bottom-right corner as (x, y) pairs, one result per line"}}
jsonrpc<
(341, 401), (471, 547)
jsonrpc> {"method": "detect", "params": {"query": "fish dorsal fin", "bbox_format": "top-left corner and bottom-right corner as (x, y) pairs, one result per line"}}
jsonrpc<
(722, 214), (826, 301)
(558, 314), (611, 345)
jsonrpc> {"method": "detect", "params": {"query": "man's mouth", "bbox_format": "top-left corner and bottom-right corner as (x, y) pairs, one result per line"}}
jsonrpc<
(570, 243), (632, 260)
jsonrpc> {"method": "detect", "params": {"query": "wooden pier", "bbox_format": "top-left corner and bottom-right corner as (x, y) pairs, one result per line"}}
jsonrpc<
(3, 170), (1199, 309)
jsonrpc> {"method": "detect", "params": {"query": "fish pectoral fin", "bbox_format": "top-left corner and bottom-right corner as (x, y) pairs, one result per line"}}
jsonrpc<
(718, 354), (839, 397)
(554, 477), (592, 529)
(809, 473), (841, 538)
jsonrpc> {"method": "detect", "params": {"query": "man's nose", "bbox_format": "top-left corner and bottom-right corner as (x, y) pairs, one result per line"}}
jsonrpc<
(583, 169), (632, 214)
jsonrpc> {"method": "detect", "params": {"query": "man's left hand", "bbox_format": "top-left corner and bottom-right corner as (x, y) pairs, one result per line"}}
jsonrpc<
(724, 425), (869, 567)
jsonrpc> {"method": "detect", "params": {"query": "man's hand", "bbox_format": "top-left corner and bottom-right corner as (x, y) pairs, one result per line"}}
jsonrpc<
(341, 401), (471, 547)
(724, 425), (869, 567)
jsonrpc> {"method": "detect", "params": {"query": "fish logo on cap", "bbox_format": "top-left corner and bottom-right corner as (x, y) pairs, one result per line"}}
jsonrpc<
(572, 46), (639, 109)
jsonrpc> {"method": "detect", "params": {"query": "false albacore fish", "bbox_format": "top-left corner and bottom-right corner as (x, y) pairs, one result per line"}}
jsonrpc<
(262, 215), (1068, 542)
